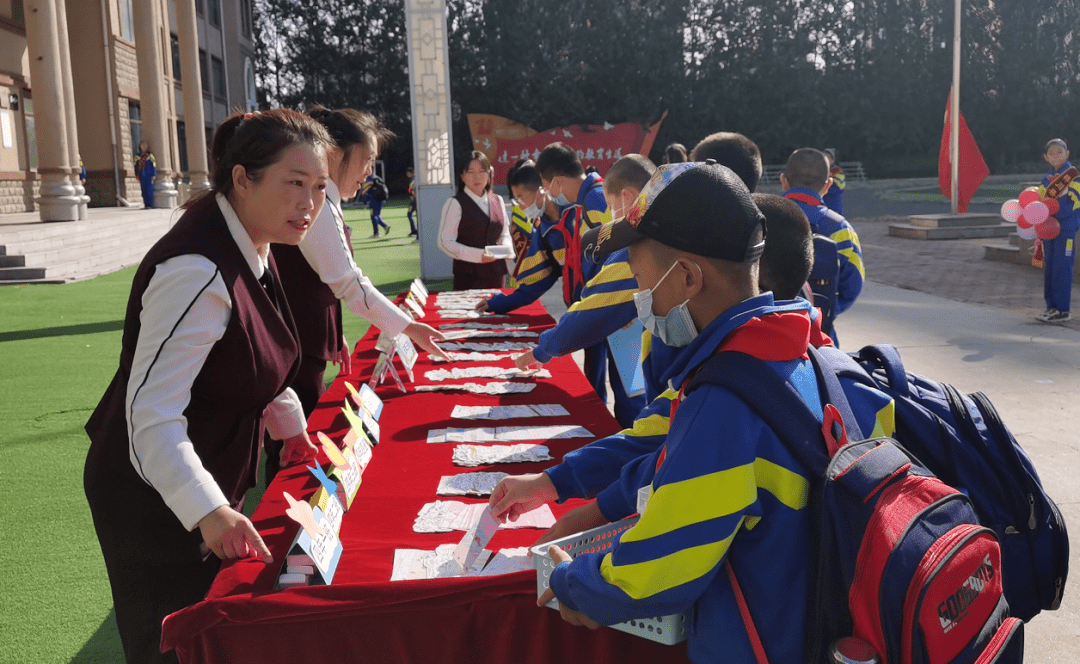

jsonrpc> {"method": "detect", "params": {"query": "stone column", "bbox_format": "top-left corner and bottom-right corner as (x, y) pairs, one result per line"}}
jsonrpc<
(405, 0), (455, 280)
(175, 0), (209, 194)
(24, 0), (80, 221)
(131, 0), (178, 208)
(55, 0), (88, 218)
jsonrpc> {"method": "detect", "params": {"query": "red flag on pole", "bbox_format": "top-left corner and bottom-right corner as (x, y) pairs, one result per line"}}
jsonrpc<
(938, 93), (989, 213)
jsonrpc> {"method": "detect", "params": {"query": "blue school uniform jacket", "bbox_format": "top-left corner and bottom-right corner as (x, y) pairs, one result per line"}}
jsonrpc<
(486, 172), (610, 312)
(1039, 162), (1080, 234)
(547, 294), (895, 664)
(784, 188), (865, 315)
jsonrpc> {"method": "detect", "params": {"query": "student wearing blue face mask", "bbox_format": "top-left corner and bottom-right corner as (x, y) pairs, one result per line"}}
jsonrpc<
(493, 162), (895, 664)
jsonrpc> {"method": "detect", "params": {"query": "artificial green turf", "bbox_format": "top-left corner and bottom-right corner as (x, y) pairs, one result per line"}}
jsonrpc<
(0, 201), (449, 664)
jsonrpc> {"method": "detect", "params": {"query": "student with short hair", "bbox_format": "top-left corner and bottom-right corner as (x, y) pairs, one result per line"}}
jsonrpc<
(1036, 138), (1080, 323)
(504, 159), (546, 281)
(689, 132), (764, 193)
(662, 142), (687, 164)
(782, 148), (865, 341)
(822, 147), (846, 214)
(84, 109), (330, 664)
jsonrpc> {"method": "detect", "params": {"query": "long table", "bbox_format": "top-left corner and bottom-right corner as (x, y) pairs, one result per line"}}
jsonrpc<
(161, 294), (689, 663)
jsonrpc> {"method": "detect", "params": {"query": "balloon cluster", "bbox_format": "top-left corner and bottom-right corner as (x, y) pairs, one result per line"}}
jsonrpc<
(1001, 189), (1061, 241)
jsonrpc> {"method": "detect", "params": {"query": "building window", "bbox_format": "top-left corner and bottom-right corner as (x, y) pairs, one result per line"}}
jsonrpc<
(177, 121), (189, 175)
(240, 0), (252, 38)
(195, 0), (203, 16)
(208, 0), (220, 27)
(22, 94), (37, 170)
(199, 50), (209, 93)
(244, 58), (257, 111)
(118, 0), (135, 42)
(171, 34), (182, 81)
(211, 56), (226, 99)
(129, 101), (143, 159)
(12, 0), (25, 25)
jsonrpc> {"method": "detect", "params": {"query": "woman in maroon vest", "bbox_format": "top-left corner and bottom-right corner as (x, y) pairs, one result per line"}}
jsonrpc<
(83, 110), (329, 664)
(267, 106), (449, 481)
(437, 150), (514, 289)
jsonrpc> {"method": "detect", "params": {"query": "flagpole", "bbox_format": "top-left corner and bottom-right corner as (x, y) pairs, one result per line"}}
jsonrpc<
(951, 0), (961, 214)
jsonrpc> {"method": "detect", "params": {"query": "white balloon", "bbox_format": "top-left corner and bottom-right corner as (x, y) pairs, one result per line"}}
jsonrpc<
(1017, 224), (1037, 240)
(1000, 199), (1022, 222)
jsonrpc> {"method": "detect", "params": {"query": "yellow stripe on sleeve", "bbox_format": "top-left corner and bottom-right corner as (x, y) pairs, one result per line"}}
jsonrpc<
(518, 266), (553, 286)
(600, 520), (742, 600)
(552, 248), (566, 265)
(619, 412), (671, 440)
(839, 247), (866, 278)
(641, 330), (653, 363)
(566, 288), (636, 313)
(518, 251), (551, 275)
(830, 227), (862, 250)
(586, 260), (634, 286)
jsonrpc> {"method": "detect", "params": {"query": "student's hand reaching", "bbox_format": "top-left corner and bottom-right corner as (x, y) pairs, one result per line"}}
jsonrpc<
(489, 473), (558, 522)
(198, 506), (273, 563)
(404, 322), (450, 362)
(514, 350), (542, 371)
(537, 546), (600, 630)
(475, 300), (490, 313)
(279, 431), (319, 467)
(533, 501), (607, 547)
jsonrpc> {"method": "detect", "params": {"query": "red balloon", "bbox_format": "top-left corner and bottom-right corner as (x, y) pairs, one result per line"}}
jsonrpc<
(1019, 190), (1042, 207)
(1044, 197), (1060, 215)
(1036, 216), (1060, 240)
(1017, 214), (1034, 229)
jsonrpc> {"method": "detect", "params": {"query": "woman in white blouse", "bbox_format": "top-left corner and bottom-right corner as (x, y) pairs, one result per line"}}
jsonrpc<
(267, 106), (449, 480)
(437, 150), (514, 290)
(84, 110), (327, 664)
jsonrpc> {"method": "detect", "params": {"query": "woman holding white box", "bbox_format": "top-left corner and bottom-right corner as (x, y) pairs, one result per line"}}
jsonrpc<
(437, 150), (514, 289)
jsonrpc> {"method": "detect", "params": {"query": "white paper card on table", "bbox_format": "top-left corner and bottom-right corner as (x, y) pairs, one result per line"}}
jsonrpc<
(393, 333), (419, 381)
(413, 501), (556, 533)
(607, 319), (647, 398)
(374, 329), (393, 354)
(478, 548), (534, 576)
(283, 494), (342, 585)
(342, 428), (373, 472)
(452, 444), (553, 467)
(438, 322), (528, 330)
(404, 295), (426, 319)
(452, 505), (501, 572)
(318, 432), (361, 508)
(390, 544), (492, 581)
(398, 304), (416, 321)
(411, 277), (429, 302)
(342, 404), (380, 446)
(432, 351), (517, 363)
(357, 383), (384, 419)
(436, 471), (509, 497)
(414, 382), (537, 395)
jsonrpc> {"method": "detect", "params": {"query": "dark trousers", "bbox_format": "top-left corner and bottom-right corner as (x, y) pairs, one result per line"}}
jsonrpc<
(408, 202), (417, 234)
(86, 487), (221, 664)
(370, 202), (389, 234)
(265, 354), (324, 485)
(1044, 229), (1077, 312)
(583, 342), (646, 429)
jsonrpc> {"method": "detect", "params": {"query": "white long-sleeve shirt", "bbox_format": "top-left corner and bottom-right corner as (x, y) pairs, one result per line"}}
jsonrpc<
(297, 179), (413, 337)
(125, 194), (305, 532)
(437, 188), (514, 264)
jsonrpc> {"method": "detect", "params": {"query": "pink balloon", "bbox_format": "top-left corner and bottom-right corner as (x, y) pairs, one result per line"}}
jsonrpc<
(1000, 199), (1022, 222)
(1017, 224), (1037, 240)
(1017, 214), (1034, 230)
(1019, 190), (1042, 207)
(1036, 216), (1060, 240)
(1024, 201), (1049, 225)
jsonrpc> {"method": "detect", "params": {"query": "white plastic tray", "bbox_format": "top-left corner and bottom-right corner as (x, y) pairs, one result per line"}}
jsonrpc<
(531, 516), (688, 645)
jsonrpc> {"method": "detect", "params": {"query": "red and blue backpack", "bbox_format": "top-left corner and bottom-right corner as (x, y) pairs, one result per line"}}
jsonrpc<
(685, 345), (1025, 664)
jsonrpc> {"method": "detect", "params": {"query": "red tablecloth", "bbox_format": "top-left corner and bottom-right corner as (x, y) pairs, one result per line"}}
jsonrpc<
(162, 293), (689, 663)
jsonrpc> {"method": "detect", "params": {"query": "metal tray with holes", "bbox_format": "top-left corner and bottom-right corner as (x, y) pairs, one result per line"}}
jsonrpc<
(531, 516), (688, 645)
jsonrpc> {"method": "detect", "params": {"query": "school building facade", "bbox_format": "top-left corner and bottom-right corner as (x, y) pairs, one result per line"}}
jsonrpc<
(0, 0), (259, 219)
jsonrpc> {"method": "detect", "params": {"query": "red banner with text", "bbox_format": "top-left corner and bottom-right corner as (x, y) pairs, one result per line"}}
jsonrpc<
(468, 112), (667, 185)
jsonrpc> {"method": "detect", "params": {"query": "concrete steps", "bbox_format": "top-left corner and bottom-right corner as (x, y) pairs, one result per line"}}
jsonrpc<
(889, 213), (1014, 240)
(0, 207), (176, 284)
(983, 231), (1080, 277)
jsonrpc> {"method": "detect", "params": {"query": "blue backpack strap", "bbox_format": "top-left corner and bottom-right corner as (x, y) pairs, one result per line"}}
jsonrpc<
(853, 344), (910, 398)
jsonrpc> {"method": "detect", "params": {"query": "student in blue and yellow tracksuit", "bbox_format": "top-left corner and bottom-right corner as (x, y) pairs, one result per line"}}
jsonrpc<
(782, 148), (864, 343)
(1035, 139), (1080, 323)
(823, 147), (846, 214)
(497, 162), (893, 664)
(510, 155), (663, 425)
(489, 188), (862, 548)
(479, 143), (644, 424)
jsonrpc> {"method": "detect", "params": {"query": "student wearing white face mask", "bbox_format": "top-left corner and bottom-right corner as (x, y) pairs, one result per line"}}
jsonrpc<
(269, 106), (450, 480)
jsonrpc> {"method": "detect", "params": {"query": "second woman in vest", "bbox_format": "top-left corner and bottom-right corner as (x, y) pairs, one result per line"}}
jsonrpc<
(437, 150), (514, 290)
